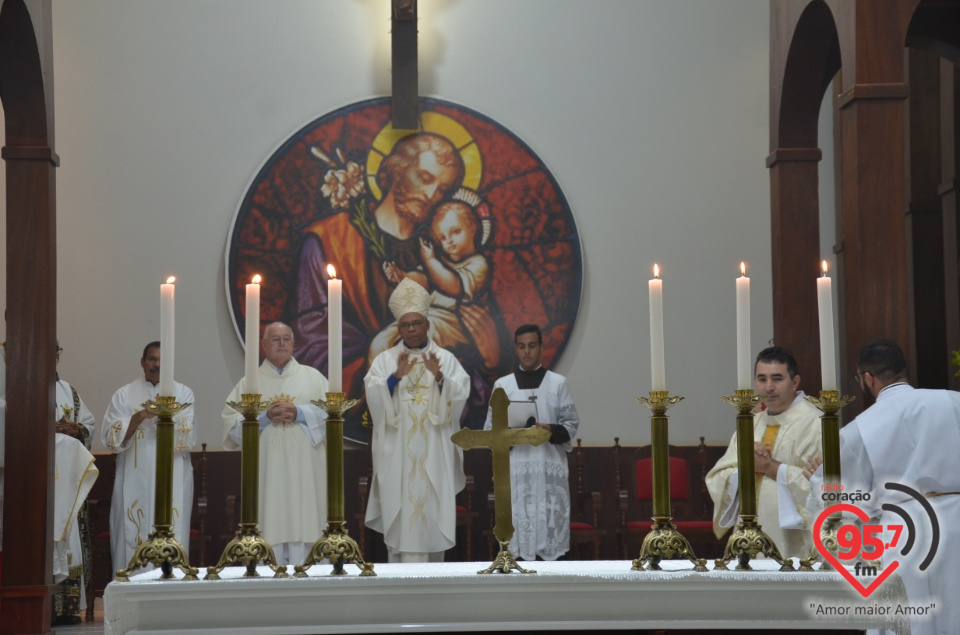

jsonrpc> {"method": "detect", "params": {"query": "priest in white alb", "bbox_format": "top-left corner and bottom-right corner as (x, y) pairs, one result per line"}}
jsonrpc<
(484, 323), (580, 561)
(705, 346), (821, 558)
(808, 339), (960, 635)
(102, 341), (196, 573)
(364, 277), (470, 563)
(221, 321), (329, 566)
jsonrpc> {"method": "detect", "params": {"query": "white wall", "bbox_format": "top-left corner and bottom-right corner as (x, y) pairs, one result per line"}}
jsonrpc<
(2, 0), (797, 451)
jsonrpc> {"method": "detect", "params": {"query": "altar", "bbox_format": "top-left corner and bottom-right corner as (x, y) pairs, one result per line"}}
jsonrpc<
(104, 559), (911, 634)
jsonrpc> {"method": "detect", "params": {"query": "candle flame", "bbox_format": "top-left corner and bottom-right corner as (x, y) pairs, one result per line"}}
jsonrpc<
(252, 274), (262, 284)
(740, 262), (746, 276)
(653, 263), (660, 279)
(165, 276), (176, 284)
(327, 264), (337, 279)
(821, 260), (828, 276)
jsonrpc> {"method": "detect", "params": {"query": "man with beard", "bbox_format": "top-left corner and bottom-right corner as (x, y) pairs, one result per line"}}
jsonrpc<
(292, 133), (467, 410)
(807, 339), (960, 635)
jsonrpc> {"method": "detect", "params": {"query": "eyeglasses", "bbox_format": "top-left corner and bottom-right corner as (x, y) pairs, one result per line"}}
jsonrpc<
(853, 372), (864, 384)
(56, 347), (64, 354)
(266, 336), (293, 345)
(398, 319), (425, 331)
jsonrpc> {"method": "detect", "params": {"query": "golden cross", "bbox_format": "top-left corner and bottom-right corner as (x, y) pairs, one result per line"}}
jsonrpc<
(451, 387), (550, 547)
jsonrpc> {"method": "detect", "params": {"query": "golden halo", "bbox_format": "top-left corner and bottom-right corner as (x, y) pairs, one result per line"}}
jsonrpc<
(365, 111), (482, 201)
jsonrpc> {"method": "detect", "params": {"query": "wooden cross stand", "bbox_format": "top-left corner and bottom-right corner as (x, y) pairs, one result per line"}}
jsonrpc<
(451, 387), (550, 574)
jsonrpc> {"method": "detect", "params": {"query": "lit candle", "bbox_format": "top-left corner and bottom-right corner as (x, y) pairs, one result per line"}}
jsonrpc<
(327, 264), (342, 393)
(245, 275), (262, 394)
(160, 276), (176, 396)
(817, 260), (837, 391)
(648, 264), (665, 391)
(736, 262), (751, 389)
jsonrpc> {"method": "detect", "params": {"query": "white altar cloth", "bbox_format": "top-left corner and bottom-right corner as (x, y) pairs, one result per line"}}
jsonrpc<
(104, 559), (910, 634)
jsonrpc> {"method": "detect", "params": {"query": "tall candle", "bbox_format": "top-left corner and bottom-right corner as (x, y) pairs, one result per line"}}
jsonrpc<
(245, 275), (261, 394)
(817, 260), (837, 391)
(736, 262), (751, 389)
(327, 264), (342, 393)
(648, 264), (665, 391)
(160, 276), (175, 396)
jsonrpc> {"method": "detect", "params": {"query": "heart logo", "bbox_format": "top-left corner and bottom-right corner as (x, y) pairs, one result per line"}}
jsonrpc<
(814, 503), (899, 597)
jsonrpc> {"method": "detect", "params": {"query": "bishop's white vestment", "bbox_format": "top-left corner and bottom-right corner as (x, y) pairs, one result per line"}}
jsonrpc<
(833, 384), (960, 635)
(364, 341), (469, 559)
(705, 394), (821, 558)
(484, 369), (580, 561)
(222, 358), (328, 563)
(102, 378), (196, 573)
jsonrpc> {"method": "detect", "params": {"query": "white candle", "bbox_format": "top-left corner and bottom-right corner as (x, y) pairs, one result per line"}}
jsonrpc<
(648, 264), (665, 391)
(160, 276), (175, 396)
(327, 264), (342, 393)
(244, 275), (262, 394)
(817, 260), (837, 391)
(736, 262), (751, 389)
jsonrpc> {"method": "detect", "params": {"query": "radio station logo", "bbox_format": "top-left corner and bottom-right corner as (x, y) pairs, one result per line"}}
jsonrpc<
(814, 482), (940, 598)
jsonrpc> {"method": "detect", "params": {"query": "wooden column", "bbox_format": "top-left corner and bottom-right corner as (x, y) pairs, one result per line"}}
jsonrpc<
(837, 81), (910, 406)
(0, 1), (59, 633)
(768, 148), (823, 389)
(905, 48), (947, 389)
(942, 61), (960, 390)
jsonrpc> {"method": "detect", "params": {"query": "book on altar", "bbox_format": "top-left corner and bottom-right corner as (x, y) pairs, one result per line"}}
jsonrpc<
(508, 398), (538, 429)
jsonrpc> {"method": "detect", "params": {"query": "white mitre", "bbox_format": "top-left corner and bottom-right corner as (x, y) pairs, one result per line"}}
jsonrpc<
(388, 278), (431, 320)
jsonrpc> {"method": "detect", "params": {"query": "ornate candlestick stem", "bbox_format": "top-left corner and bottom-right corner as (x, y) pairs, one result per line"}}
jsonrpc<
(205, 394), (288, 580)
(632, 391), (706, 572)
(115, 396), (199, 581)
(295, 392), (375, 577)
(714, 389), (794, 572)
(799, 390), (854, 571)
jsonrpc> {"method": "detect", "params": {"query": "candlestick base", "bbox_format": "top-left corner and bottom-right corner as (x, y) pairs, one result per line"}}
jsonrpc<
(478, 541), (537, 575)
(293, 521), (375, 577)
(797, 513), (844, 571)
(204, 523), (288, 580)
(713, 516), (794, 571)
(114, 525), (199, 581)
(633, 517), (709, 572)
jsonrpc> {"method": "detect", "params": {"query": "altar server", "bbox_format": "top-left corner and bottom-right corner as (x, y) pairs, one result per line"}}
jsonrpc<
(706, 347), (821, 558)
(484, 323), (580, 561)
(222, 321), (329, 565)
(364, 278), (470, 563)
(102, 341), (196, 573)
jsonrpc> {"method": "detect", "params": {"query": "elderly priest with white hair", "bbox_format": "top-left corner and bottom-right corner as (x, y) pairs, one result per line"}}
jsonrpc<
(221, 321), (329, 566)
(364, 278), (470, 563)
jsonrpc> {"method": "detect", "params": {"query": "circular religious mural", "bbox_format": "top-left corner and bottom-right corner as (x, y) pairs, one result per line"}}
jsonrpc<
(225, 97), (582, 443)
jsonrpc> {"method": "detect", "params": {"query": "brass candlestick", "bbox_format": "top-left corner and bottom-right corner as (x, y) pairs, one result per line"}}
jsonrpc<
(798, 390), (855, 571)
(714, 389), (794, 572)
(115, 396), (199, 581)
(632, 391), (707, 572)
(295, 392), (375, 577)
(452, 388), (550, 574)
(205, 394), (288, 580)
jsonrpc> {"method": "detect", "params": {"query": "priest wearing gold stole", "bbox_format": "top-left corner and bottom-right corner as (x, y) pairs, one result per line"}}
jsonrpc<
(705, 347), (821, 558)
(364, 278), (470, 563)
(221, 322), (329, 565)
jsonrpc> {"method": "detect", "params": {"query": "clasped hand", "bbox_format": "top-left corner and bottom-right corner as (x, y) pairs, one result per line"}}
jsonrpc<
(267, 401), (297, 424)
